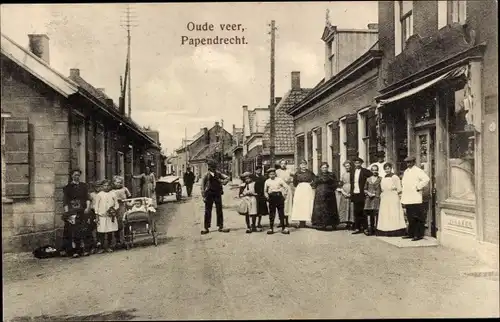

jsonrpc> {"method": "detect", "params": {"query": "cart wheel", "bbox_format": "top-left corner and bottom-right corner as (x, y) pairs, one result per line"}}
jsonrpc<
(129, 226), (135, 248)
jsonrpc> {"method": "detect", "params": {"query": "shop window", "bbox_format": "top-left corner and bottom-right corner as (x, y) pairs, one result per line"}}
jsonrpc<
(447, 87), (475, 202)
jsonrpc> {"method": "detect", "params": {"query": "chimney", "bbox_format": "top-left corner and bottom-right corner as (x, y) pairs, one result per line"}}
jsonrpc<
(119, 96), (125, 114)
(70, 68), (80, 78)
(28, 34), (50, 64)
(215, 121), (220, 127)
(204, 127), (209, 144)
(291, 71), (300, 90)
(105, 98), (113, 107)
(275, 97), (282, 105)
(367, 23), (378, 30)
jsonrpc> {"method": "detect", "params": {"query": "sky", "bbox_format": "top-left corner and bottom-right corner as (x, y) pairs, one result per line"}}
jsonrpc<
(0, 2), (378, 154)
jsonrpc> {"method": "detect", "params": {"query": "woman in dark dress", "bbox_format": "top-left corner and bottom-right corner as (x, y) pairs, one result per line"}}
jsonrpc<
(311, 162), (339, 230)
(253, 166), (268, 230)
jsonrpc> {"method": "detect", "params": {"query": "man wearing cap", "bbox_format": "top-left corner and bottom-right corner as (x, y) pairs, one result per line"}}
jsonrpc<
(264, 168), (290, 235)
(400, 156), (430, 241)
(369, 151), (388, 177)
(349, 157), (373, 235)
(200, 160), (230, 234)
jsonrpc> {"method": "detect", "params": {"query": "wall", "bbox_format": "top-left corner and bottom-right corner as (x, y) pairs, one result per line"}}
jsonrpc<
(378, 1), (396, 89)
(336, 31), (378, 74)
(1, 56), (69, 252)
(251, 109), (270, 133)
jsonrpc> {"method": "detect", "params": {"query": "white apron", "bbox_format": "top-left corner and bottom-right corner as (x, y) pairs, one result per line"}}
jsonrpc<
(290, 182), (314, 222)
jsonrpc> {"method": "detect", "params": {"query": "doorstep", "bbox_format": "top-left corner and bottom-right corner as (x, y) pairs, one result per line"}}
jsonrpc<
(376, 236), (439, 248)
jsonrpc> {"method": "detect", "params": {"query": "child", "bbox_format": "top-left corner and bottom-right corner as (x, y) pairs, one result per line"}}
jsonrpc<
(264, 168), (290, 235)
(238, 172), (259, 233)
(364, 165), (382, 236)
(93, 179), (119, 253)
(112, 176), (131, 249)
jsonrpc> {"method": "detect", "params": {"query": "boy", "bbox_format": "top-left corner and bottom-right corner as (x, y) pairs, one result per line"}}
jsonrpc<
(264, 168), (290, 235)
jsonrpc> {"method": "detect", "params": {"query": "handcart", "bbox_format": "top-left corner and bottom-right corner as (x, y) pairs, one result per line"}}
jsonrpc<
(122, 197), (158, 249)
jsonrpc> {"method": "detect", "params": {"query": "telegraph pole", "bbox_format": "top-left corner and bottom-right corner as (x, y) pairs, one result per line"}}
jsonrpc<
(121, 4), (138, 118)
(269, 20), (277, 168)
(221, 119), (224, 173)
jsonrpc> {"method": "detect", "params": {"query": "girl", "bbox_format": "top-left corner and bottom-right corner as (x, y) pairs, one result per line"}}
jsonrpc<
(311, 162), (339, 231)
(377, 163), (407, 236)
(112, 176), (131, 249)
(238, 172), (259, 233)
(290, 160), (315, 228)
(264, 168), (290, 234)
(337, 161), (355, 230)
(364, 165), (382, 236)
(93, 179), (119, 253)
(276, 159), (294, 228)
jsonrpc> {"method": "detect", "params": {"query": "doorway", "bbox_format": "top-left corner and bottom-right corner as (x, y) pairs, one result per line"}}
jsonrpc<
(415, 128), (437, 237)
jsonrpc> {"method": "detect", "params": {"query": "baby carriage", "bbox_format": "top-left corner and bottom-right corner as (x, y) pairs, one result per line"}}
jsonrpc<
(122, 197), (158, 249)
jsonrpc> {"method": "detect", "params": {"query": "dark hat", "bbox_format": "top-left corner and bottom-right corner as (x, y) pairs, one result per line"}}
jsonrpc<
(266, 167), (276, 174)
(353, 157), (364, 163)
(241, 171), (252, 179)
(404, 156), (416, 162)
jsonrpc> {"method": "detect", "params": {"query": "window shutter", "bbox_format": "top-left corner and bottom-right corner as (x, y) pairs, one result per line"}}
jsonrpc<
(366, 108), (378, 164)
(307, 131), (313, 170)
(4, 118), (30, 198)
(331, 121), (340, 177)
(86, 121), (95, 183)
(296, 135), (305, 165)
(345, 114), (358, 161)
(316, 127), (322, 173)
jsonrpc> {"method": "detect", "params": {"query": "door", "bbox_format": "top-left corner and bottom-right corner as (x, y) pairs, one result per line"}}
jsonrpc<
(415, 128), (437, 237)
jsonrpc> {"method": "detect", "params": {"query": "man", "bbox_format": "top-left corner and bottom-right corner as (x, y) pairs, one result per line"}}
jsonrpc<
(264, 168), (290, 235)
(400, 156), (430, 241)
(349, 157), (373, 235)
(200, 160), (230, 235)
(183, 167), (196, 197)
(253, 166), (268, 230)
(370, 151), (388, 177)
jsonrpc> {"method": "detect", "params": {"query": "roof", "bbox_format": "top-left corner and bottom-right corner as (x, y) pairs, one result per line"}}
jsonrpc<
(262, 88), (313, 155)
(287, 41), (382, 116)
(0, 33), (78, 97)
(190, 141), (233, 161)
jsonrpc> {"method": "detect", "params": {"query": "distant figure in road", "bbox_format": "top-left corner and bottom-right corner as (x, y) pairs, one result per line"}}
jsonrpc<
(253, 166), (268, 230)
(363, 165), (382, 236)
(133, 166), (157, 208)
(290, 160), (315, 228)
(377, 163), (406, 237)
(200, 160), (230, 235)
(337, 161), (354, 229)
(349, 157), (373, 235)
(183, 167), (196, 197)
(276, 159), (294, 228)
(238, 172), (259, 233)
(311, 162), (339, 231)
(264, 168), (290, 235)
(400, 156), (430, 241)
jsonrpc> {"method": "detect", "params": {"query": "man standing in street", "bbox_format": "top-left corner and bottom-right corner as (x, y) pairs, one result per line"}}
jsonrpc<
(350, 157), (373, 235)
(183, 167), (195, 197)
(200, 160), (230, 235)
(400, 156), (430, 241)
(369, 151), (388, 177)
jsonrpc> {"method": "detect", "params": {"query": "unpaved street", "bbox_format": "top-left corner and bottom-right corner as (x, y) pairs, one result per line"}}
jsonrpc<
(3, 185), (499, 321)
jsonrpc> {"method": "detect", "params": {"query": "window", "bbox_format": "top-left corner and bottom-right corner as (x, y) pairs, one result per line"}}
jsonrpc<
(117, 152), (125, 176)
(95, 125), (106, 181)
(295, 134), (305, 166)
(312, 127), (322, 174)
(326, 123), (333, 168)
(327, 41), (334, 78)
(445, 85), (475, 202)
(329, 122), (341, 177)
(358, 110), (369, 164)
(395, 1), (413, 55)
(345, 114), (358, 162)
(70, 116), (86, 180)
(339, 118), (347, 174)
(359, 109), (378, 165)
(449, 0), (467, 24)
(4, 118), (30, 198)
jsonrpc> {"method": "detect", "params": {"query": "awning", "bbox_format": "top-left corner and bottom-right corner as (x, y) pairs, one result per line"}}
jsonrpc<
(377, 65), (468, 107)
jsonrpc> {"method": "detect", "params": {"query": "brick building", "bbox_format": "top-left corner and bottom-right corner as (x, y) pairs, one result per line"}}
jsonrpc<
(376, 0), (498, 267)
(1, 33), (159, 252)
(241, 105), (270, 173)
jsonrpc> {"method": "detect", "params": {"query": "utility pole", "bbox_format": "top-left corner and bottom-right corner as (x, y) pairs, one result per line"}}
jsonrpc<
(121, 4), (138, 118)
(184, 127), (188, 171)
(269, 20), (277, 168)
(221, 119), (224, 173)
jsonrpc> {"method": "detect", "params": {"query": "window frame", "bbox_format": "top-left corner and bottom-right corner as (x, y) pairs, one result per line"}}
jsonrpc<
(448, 0), (467, 25)
(400, 1), (413, 47)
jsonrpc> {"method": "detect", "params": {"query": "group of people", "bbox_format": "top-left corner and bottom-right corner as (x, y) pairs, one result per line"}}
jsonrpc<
(61, 168), (157, 258)
(203, 151), (431, 242)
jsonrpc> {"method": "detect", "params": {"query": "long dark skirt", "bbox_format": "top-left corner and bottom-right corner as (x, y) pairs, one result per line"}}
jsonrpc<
(311, 185), (339, 227)
(256, 195), (269, 216)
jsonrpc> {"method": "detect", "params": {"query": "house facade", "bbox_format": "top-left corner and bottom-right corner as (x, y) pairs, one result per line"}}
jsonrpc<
(287, 23), (380, 177)
(230, 124), (244, 178)
(241, 106), (270, 173)
(376, 0), (498, 267)
(1, 33), (159, 252)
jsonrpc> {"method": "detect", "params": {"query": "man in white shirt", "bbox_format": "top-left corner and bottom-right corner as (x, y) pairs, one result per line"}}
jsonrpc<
(369, 151), (388, 177)
(401, 156), (430, 241)
(349, 157), (373, 234)
(264, 168), (290, 235)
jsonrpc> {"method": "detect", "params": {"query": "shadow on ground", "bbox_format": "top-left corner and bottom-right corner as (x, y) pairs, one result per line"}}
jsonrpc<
(10, 309), (138, 322)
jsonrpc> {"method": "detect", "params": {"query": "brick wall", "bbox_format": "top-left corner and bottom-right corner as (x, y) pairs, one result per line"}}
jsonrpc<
(1, 57), (69, 251)
(413, 0), (438, 38)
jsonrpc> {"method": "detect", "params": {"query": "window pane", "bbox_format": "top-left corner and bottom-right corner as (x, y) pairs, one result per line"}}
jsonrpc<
(401, 1), (413, 15)
(459, 0), (467, 23)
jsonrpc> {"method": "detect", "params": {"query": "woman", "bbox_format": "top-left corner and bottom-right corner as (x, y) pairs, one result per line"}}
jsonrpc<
(133, 166), (157, 208)
(276, 159), (294, 227)
(311, 162), (339, 231)
(62, 169), (92, 258)
(290, 160), (316, 228)
(364, 165), (382, 236)
(337, 161), (355, 229)
(253, 167), (268, 230)
(377, 163), (407, 236)
(238, 172), (259, 233)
